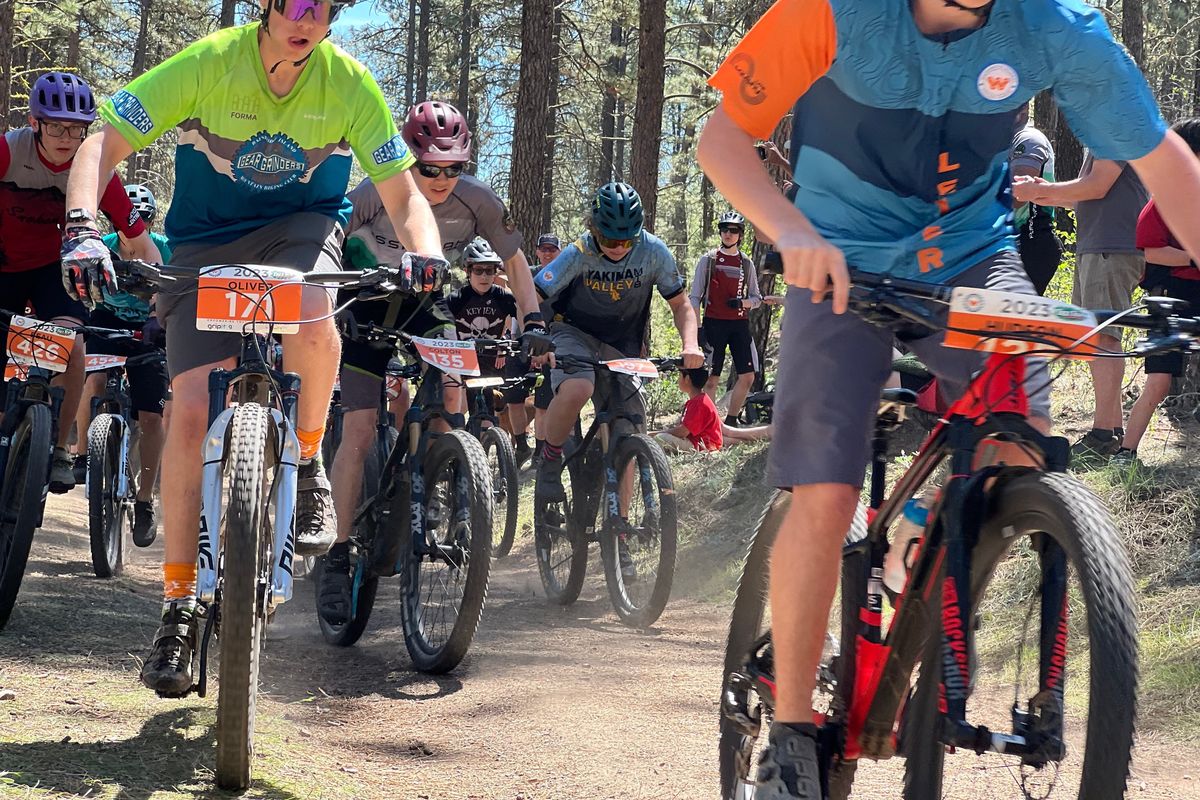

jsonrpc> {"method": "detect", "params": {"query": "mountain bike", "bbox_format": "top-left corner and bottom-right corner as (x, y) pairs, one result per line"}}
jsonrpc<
(462, 338), (522, 559)
(0, 311), (76, 630)
(534, 355), (680, 628)
(314, 319), (494, 673)
(114, 258), (425, 790)
(719, 265), (1192, 799)
(79, 328), (167, 578)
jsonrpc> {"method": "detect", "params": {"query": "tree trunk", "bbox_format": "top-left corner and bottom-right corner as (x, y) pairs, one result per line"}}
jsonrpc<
(509, 0), (554, 262)
(125, 0), (155, 182)
(541, 5), (562, 233)
(220, 0), (238, 28)
(0, 0), (15, 131)
(456, 0), (472, 118)
(1121, 0), (1144, 71)
(416, 0), (431, 102)
(597, 21), (624, 187)
(746, 115), (792, 390)
(615, 98), (627, 180)
(629, 0), (666, 230)
(405, 0), (416, 109)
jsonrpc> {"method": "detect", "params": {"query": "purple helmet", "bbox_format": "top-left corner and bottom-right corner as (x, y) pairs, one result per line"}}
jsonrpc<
(402, 101), (472, 163)
(30, 72), (96, 124)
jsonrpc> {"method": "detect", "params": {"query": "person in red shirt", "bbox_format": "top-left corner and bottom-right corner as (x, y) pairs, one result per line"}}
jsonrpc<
(0, 71), (161, 491)
(655, 366), (771, 452)
(1115, 118), (1200, 467)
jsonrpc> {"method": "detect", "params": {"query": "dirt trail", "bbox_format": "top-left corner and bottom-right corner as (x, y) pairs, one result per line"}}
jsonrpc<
(0, 493), (1197, 799)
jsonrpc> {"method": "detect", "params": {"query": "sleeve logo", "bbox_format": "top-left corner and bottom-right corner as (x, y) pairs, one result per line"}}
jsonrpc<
(977, 64), (1019, 102)
(111, 91), (154, 135)
(372, 134), (410, 166)
(729, 53), (766, 106)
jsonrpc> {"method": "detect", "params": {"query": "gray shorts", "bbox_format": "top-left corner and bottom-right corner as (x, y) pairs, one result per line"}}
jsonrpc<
(1072, 252), (1143, 313)
(159, 213), (343, 379)
(550, 322), (647, 433)
(767, 251), (1051, 489)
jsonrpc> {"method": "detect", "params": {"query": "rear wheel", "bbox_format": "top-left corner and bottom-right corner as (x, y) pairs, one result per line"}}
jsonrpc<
(901, 472), (1138, 800)
(214, 404), (273, 791)
(0, 405), (52, 630)
(600, 434), (677, 628)
(87, 414), (129, 578)
(481, 427), (519, 558)
(401, 430), (492, 674)
(534, 439), (590, 605)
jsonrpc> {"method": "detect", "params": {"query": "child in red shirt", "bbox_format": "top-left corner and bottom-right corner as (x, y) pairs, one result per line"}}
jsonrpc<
(655, 367), (774, 452)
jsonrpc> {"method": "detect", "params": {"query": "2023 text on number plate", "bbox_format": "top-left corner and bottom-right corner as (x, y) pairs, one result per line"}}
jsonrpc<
(195, 265), (305, 335)
(944, 288), (1102, 360)
(6, 315), (76, 374)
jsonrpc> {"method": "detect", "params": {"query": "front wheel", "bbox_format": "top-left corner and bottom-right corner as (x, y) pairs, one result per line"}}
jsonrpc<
(901, 471), (1139, 800)
(481, 427), (519, 558)
(87, 414), (129, 578)
(534, 440), (590, 605)
(0, 404), (52, 630)
(401, 430), (492, 674)
(214, 404), (274, 791)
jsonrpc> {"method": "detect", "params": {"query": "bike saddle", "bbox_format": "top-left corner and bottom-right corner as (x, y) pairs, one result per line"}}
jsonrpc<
(880, 387), (918, 406)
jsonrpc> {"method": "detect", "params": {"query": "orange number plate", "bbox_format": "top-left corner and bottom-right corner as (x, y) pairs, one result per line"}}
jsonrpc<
(411, 337), (481, 376)
(601, 358), (659, 379)
(195, 265), (304, 334)
(6, 315), (76, 373)
(85, 354), (128, 373)
(3, 362), (30, 382)
(944, 288), (1101, 360)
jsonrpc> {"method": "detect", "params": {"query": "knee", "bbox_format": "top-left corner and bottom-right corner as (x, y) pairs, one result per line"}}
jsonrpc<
(783, 484), (861, 541)
(165, 373), (210, 439)
(553, 379), (592, 408)
(340, 412), (374, 447)
(736, 372), (754, 388)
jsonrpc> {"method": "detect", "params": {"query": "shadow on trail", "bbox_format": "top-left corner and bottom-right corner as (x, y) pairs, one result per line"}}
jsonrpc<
(0, 707), (300, 800)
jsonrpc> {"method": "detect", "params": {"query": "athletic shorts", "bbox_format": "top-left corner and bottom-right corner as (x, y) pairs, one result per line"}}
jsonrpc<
(502, 354), (531, 405)
(703, 317), (757, 376)
(1017, 224), (1063, 297)
(549, 322), (646, 433)
(339, 292), (454, 412)
(87, 307), (170, 416)
(767, 251), (1051, 489)
(0, 262), (90, 373)
(1141, 265), (1200, 376)
(158, 213), (343, 380)
(533, 367), (554, 410)
(1072, 252), (1143, 314)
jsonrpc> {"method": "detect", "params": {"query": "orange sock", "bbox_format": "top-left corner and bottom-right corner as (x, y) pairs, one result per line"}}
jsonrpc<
(297, 426), (325, 462)
(163, 562), (197, 601)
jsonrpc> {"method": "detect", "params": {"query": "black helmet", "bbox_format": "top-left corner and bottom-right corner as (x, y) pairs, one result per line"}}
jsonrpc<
(592, 182), (644, 240)
(463, 236), (502, 265)
(718, 211), (745, 229)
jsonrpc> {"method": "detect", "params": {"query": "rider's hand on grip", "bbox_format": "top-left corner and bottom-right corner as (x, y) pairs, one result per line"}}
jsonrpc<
(773, 228), (849, 315)
(61, 227), (118, 309)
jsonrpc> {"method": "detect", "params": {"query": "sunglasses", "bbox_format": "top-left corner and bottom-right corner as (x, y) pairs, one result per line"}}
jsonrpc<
(38, 120), (89, 140)
(719, 226), (743, 235)
(416, 162), (465, 179)
(595, 233), (635, 250)
(468, 266), (498, 276)
(278, 0), (343, 23)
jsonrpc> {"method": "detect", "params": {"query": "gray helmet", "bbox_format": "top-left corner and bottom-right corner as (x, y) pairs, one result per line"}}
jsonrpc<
(463, 237), (502, 266)
(125, 183), (157, 223)
(718, 211), (745, 229)
(592, 182), (644, 240)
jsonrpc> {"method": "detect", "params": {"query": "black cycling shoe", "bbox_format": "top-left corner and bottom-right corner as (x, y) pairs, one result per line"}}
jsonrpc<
(295, 459), (337, 556)
(132, 500), (157, 547)
(536, 455), (567, 504)
(754, 722), (823, 800)
(48, 447), (76, 494)
(514, 437), (533, 469)
(72, 453), (88, 486)
(617, 534), (638, 583)
(141, 602), (199, 697)
(317, 543), (353, 627)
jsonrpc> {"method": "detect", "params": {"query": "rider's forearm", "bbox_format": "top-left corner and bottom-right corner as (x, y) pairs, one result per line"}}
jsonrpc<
(1144, 246), (1191, 267)
(65, 125), (134, 221)
(1135, 131), (1200, 267)
(375, 171), (443, 256)
(698, 107), (819, 246)
(671, 298), (700, 352)
(503, 252), (541, 324)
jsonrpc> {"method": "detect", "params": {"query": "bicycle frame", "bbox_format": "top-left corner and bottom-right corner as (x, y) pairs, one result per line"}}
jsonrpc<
(842, 353), (1072, 764)
(196, 334), (302, 609)
(87, 366), (134, 503)
(0, 368), (65, 505)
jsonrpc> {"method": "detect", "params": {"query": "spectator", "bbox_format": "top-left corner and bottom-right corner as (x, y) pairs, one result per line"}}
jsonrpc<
(690, 211), (763, 427)
(655, 366), (770, 453)
(1114, 118), (1200, 468)
(1015, 149), (1149, 465)
(1010, 104), (1063, 295)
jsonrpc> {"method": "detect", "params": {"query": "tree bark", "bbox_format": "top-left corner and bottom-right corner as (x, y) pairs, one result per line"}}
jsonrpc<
(456, 0), (472, 118)
(220, 0), (238, 28)
(509, 0), (554, 261)
(746, 114), (791, 390)
(1121, 0), (1144, 71)
(124, 0), (155, 182)
(541, 5), (562, 233)
(416, 0), (431, 102)
(629, 0), (667, 230)
(405, 0), (416, 109)
(597, 20), (625, 187)
(0, 0), (15, 131)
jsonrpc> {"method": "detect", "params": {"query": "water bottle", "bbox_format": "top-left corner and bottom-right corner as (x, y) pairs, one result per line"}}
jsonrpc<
(884, 497), (930, 595)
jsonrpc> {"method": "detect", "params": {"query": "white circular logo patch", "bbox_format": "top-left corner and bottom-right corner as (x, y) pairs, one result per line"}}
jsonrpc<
(977, 63), (1019, 102)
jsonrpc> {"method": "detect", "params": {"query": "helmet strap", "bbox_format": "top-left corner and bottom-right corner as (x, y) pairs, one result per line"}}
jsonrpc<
(259, 8), (329, 73)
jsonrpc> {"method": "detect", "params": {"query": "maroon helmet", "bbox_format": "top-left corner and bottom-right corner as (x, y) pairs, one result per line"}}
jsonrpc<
(402, 101), (472, 164)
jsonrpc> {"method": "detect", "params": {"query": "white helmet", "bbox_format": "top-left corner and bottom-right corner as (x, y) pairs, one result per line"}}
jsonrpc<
(125, 183), (157, 223)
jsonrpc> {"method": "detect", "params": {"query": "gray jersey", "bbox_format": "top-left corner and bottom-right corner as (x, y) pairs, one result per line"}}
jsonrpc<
(344, 174), (524, 268)
(1075, 152), (1148, 256)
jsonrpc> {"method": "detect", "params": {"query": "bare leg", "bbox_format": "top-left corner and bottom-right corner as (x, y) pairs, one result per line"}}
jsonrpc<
(135, 412), (165, 502)
(1122, 372), (1172, 452)
(1088, 333), (1125, 430)
(330, 408), (373, 543)
(51, 315), (86, 450)
(281, 287), (341, 436)
(727, 371), (755, 420)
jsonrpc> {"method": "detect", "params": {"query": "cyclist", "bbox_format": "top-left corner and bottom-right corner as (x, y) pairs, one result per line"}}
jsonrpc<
(0, 71), (160, 494)
(62, 1), (447, 696)
(698, 0), (1200, 796)
(534, 181), (704, 502)
(1010, 103), (1062, 295)
(75, 183), (172, 545)
(446, 237), (517, 370)
(689, 211), (762, 427)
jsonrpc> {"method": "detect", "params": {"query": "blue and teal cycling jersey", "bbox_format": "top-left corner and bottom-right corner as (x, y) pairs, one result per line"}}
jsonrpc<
(101, 231), (172, 323)
(710, 0), (1168, 281)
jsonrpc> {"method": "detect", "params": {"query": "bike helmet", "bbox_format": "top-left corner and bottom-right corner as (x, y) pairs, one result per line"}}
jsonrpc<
(30, 72), (96, 124)
(402, 101), (472, 163)
(463, 237), (503, 265)
(592, 182), (644, 240)
(125, 184), (157, 223)
(718, 211), (745, 229)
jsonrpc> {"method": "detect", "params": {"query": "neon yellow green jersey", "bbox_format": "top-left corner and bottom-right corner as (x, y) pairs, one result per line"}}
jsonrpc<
(99, 23), (414, 246)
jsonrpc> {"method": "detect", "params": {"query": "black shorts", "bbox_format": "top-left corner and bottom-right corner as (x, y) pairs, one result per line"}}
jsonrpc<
(703, 317), (757, 376)
(502, 355), (531, 405)
(339, 291), (453, 410)
(1017, 223), (1063, 296)
(534, 367), (553, 410)
(1141, 265), (1200, 376)
(0, 262), (90, 372)
(87, 307), (170, 417)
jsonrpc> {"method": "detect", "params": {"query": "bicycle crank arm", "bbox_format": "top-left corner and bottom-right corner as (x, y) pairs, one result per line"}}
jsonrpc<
(943, 718), (1063, 761)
